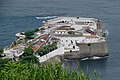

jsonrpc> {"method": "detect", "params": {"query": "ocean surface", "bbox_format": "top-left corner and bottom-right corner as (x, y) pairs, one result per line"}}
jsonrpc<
(0, 0), (120, 79)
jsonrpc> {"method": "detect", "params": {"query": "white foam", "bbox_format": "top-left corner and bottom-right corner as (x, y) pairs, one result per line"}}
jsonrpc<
(81, 56), (108, 61)
(81, 57), (89, 60)
(106, 30), (109, 36)
(103, 29), (109, 36)
(35, 16), (57, 19)
(90, 56), (102, 59)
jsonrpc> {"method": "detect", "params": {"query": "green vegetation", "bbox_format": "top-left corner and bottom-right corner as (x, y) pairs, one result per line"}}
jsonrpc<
(17, 40), (23, 44)
(37, 43), (57, 56)
(11, 40), (17, 47)
(67, 31), (75, 34)
(19, 47), (39, 64)
(23, 47), (33, 56)
(24, 31), (34, 39)
(0, 48), (4, 57)
(25, 28), (39, 39)
(0, 59), (11, 70)
(40, 27), (45, 30)
(34, 28), (39, 32)
(19, 55), (39, 64)
(0, 48), (3, 54)
(24, 28), (40, 39)
(0, 61), (98, 80)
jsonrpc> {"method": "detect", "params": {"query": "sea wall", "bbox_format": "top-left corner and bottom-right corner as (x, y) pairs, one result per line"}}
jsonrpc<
(64, 42), (108, 59)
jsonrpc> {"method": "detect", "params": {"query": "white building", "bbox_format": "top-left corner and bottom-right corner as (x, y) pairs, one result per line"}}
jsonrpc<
(15, 32), (25, 39)
(83, 35), (99, 43)
(47, 17), (98, 30)
(55, 26), (75, 35)
(55, 35), (100, 52)
(56, 36), (85, 52)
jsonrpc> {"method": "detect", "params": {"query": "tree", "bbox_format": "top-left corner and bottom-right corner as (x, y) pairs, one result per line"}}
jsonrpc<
(0, 48), (3, 54)
(25, 31), (34, 36)
(0, 58), (12, 70)
(34, 28), (39, 32)
(24, 31), (34, 39)
(40, 28), (45, 30)
(38, 47), (47, 56)
(20, 47), (39, 64)
(19, 55), (39, 64)
(67, 31), (75, 34)
(0, 48), (3, 53)
(23, 47), (33, 56)
(37, 43), (57, 56)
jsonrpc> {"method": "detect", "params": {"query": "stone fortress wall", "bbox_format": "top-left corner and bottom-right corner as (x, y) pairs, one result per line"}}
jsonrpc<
(64, 42), (108, 59)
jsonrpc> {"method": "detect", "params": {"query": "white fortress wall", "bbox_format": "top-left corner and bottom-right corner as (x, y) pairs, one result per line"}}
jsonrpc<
(37, 47), (64, 63)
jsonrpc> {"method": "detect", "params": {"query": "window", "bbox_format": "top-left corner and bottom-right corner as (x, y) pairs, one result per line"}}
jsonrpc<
(88, 44), (91, 46)
(73, 46), (75, 49)
(71, 40), (73, 44)
(70, 50), (72, 53)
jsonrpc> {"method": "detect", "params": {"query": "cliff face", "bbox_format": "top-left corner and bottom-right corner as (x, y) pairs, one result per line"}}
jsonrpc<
(64, 42), (108, 59)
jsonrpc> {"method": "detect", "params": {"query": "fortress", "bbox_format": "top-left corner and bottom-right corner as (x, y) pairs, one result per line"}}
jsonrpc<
(42, 17), (108, 61)
(3, 17), (108, 62)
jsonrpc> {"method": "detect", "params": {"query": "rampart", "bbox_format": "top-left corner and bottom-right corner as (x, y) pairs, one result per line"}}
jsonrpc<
(64, 42), (108, 59)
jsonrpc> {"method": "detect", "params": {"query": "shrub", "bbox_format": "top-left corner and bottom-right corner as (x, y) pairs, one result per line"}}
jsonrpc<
(40, 28), (45, 30)
(67, 31), (75, 34)
(19, 55), (39, 64)
(34, 28), (39, 32)
(24, 31), (34, 39)
(0, 59), (12, 71)
(37, 43), (57, 56)
(0, 48), (3, 54)
(0, 61), (98, 80)
(23, 47), (33, 56)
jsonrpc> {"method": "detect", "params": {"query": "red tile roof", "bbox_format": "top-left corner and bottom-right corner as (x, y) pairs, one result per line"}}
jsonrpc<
(41, 34), (49, 40)
(85, 29), (95, 35)
(32, 45), (40, 52)
(36, 41), (45, 45)
(84, 35), (98, 38)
